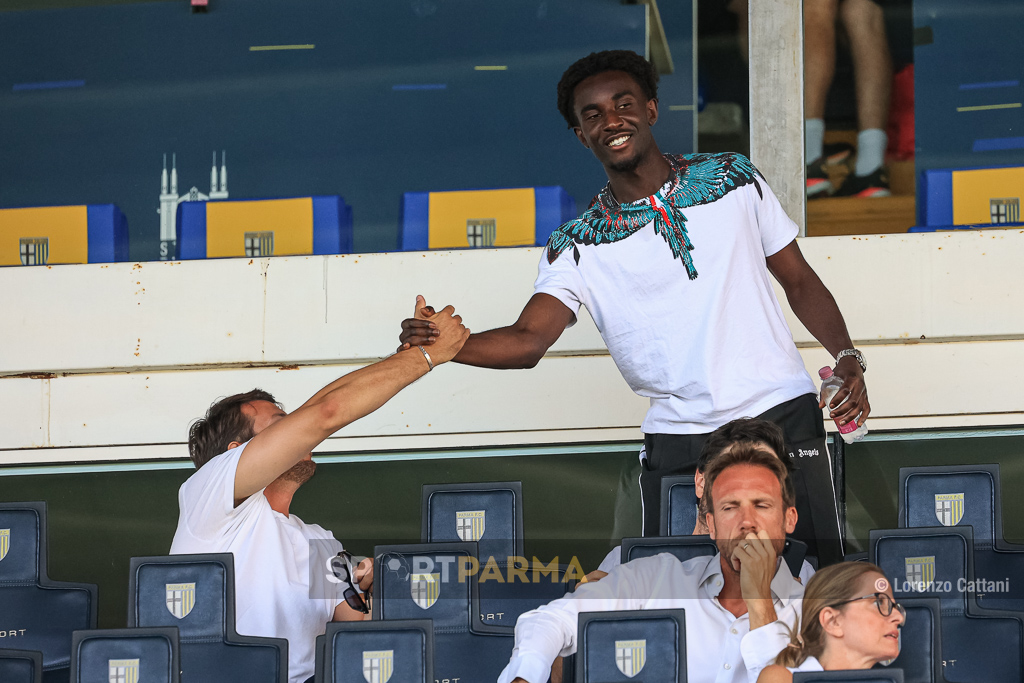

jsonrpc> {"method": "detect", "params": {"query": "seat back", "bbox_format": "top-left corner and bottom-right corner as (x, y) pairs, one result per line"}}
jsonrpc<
(870, 527), (1024, 682)
(899, 464), (1000, 546)
(576, 609), (686, 683)
(70, 628), (179, 683)
(323, 620), (432, 683)
(0, 502), (97, 676)
(793, 672), (904, 682)
(128, 554), (287, 683)
(0, 649), (43, 683)
(0, 204), (128, 266)
(421, 482), (524, 562)
(659, 476), (698, 537)
(891, 599), (948, 683)
(620, 536), (718, 565)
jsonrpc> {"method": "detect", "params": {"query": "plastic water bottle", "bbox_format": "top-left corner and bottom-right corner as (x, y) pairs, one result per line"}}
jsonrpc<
(819, 367), (868, 443)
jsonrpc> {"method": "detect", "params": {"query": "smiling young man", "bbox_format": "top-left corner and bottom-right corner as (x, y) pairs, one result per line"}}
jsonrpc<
(170, 307), (469, 683)
(399, 50), (868, 565)
(497, 446), (805, 683)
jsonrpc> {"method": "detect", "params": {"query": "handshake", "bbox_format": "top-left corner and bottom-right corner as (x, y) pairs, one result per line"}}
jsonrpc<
(398, 295), (469, 367)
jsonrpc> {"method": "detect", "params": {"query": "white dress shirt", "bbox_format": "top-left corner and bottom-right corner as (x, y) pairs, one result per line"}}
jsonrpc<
(497, 552), (804, 683)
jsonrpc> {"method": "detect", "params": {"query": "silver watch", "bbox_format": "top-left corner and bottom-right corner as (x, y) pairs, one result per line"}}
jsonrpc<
(836, 348), (866, 372)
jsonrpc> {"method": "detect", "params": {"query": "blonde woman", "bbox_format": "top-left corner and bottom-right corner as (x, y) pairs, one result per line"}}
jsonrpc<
(757, 562), (905, 680)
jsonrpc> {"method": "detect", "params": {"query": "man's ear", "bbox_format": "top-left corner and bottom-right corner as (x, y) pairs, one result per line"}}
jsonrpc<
(784, 505), (798, 534)
(646, 97), (659, 126)
(228, 441), (242, 451)
(706, 509), (717, 540)
(694, 471), (705, 499)
(573, 126), (591, 149)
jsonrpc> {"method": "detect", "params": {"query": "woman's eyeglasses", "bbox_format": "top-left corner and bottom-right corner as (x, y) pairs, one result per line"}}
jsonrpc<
(829, 592), (906, 620)
(332, 551), (370, 615)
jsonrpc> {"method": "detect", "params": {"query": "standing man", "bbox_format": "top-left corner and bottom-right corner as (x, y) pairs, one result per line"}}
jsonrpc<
(172, 307), (469, 683)
(399, 51), (868, 565)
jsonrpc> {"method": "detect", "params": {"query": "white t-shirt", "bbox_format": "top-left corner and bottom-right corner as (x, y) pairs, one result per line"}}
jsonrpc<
(535, 159), (815, 434)
(170, 443), (345, 683)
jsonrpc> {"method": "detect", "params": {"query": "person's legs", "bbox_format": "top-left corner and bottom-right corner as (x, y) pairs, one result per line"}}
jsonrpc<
(804, 0), (839, 197)
(840, 0), (892, 179)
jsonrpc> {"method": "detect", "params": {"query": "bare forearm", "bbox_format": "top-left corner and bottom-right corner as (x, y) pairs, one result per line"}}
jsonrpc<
(452, 327), (548, 369)
(785, 275), (853, 358)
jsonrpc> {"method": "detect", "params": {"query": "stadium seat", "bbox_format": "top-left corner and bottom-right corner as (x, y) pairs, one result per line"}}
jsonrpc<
(373, 542), (513, 683)
(575, 609), (687, 683)
(321, 620), (433, 683)
(899, 464), (1024, 610)
(870, 526), (1024, 682)
(313, 635), (325, 683)
(619, 535), (718, 565)
(0, 649), (43, 683)
(889, 598), (949, 683)
(659, 475), (698, 537)
(70, 628), (179, 683)
(127, 553), (287, 683)
(916, 165), (1023, 231)
(0, 502), (98, 683)
(793, 671), (904, 682)
(0, 204), (128, 266)
(177, 196), (353, 260)
(420, 482), (571, 629)
(398, 186), (576, 251)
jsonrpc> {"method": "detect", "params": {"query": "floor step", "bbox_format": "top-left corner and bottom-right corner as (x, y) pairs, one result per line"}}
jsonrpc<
(807, 195), (916, 236)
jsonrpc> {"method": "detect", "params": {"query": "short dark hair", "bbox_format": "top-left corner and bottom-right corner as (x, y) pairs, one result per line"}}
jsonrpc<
(556, 50), (659, 128)
(187, 389), (279, 469)
(703, 442), (796, 512)
(696, 417), (789, 473)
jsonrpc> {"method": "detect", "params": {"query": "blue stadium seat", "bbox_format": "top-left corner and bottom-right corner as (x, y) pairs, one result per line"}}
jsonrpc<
(0, 502), (98, 683)
(420, 482), (571, 629)
(373, 543), (513, 683)
(575, 609), (687, 683)
(313, 635), (325, 683)
(70, 628), (179, 683)
(870, 526), (1024, 682)
(659, 476), (698, 537)
(0, 649), (43, 683)
(322, 620), (432, 683)
(619, 536), (718, 565)
(899, 463), (1024, 610)
(127, 553), (287, 683)
(793, 671), (904, 682)
(890, 599), (949, 683)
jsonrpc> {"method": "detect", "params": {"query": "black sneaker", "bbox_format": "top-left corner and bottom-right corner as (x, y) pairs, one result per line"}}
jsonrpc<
(806, 158), (833, 198)
(823, 142), (855, 166)
(834, 167), (891, 198)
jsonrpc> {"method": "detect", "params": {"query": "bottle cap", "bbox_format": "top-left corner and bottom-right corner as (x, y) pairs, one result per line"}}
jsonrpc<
(818, 367), (834, 379)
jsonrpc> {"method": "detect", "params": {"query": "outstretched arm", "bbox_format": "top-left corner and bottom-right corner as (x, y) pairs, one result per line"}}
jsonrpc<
(766, 240), (870, 427)
(234, 307), (470, 501)
(399, 293), (573, 369)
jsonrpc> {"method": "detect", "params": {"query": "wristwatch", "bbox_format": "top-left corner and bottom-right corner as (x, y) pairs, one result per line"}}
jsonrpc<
(836, 348), (867, 372)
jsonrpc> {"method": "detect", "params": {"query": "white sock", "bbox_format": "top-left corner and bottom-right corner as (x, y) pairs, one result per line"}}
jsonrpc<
(855, 128), (888, 176)
(805, 119), (825, 163)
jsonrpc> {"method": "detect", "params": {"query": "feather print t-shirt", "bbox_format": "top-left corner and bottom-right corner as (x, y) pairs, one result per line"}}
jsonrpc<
(535, 152), (815, 434)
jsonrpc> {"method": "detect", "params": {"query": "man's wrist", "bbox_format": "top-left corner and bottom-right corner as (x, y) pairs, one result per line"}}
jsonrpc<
(835, 348), (866, 372)
(745, 598), (778, 629)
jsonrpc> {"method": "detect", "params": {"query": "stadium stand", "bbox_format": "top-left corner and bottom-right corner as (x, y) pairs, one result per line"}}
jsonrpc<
(318, 620), (433, 683)
(0, 205), (128, 266)
(914, 166), (1023, 232)
(176, 196), (354, 260)
(0, 649), (43, 683)
(793, 671), (904, 682)
(398, 187), (576, 251)
(420, 481), (572, 629)
(127, 553), (287, 683)
(0, 502), (98, 683)
(888, 598), (949, 683)
(659, 475), (698, 536)
(70, 627), (179, 683)
(899, 463), (1024, 611)
(575, 609), (687, 683)
(373, 542), (513, 683)
(869, 526), (1024, 682)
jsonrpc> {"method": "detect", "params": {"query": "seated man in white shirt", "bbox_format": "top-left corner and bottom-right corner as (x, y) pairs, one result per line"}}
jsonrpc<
(170, 307), (469, 683)
(499, 445), (804, 683)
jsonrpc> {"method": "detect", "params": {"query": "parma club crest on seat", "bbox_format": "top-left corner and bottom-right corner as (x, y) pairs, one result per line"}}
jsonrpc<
(905, 556), (936, 588)
(455, 510), (486, 542)
(411, 572), (440, 610)
(935, 493), (965, 526)
(108, 658), (139, 683)
(615, 640), (646, 677)
(165, 582), (196, 619)
(362, 650), (394, 683)
(0, 528), (9, 562)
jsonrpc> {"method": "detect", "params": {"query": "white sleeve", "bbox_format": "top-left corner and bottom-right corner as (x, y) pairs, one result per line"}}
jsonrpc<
(176, 443), (250, 540)
(497, 556), (661, 683)
(739, 603), (801, 679)
(533, 246), (584, 324)
(752, 176), (799, 258)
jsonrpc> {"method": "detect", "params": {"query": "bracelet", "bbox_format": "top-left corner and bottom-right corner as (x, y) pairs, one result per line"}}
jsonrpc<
(416, 345), (434, 372)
